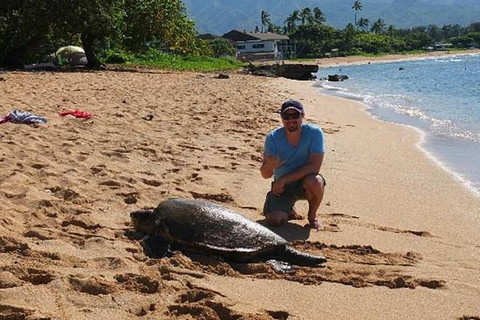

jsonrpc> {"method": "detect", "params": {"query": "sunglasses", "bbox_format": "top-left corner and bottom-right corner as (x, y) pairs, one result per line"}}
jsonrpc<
(281, 112), (301, 120)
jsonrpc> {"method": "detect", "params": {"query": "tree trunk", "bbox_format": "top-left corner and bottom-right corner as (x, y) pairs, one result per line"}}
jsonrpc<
(81, 32), (102, 69)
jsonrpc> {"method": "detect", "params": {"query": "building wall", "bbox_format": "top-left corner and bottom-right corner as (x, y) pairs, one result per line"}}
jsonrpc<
(235, 40), (277, 55)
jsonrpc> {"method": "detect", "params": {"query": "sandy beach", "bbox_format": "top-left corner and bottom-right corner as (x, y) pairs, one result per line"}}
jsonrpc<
(0, 53), (479, 319)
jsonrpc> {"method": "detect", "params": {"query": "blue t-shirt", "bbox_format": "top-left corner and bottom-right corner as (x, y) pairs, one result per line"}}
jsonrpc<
(264, 123), (325, 180)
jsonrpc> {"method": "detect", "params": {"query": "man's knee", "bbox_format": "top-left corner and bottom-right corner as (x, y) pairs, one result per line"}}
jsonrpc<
(303, 174), (325, 195)
(265, 211), (288, 227)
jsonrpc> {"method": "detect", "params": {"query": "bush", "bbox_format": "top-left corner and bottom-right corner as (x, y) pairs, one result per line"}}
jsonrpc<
(103, 49), (135, 63)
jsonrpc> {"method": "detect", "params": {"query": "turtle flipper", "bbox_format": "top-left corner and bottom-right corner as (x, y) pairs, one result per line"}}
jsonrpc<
(281, 246), (327, 266)
(142, 236), (173, 259)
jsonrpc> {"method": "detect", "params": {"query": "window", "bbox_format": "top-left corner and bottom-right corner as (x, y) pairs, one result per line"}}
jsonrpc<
(252, 44), (265, 49)
(236, 45), (245, 50)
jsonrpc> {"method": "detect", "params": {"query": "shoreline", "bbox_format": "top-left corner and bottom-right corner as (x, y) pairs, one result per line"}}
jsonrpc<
(312, 53), (480, 199)
(313, 49), (480, 68)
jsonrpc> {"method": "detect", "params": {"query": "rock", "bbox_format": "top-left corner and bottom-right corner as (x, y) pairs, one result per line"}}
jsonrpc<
(328, 74), (348, 81)
(215, 73), (230, 79)
(247, 63), (319, 81)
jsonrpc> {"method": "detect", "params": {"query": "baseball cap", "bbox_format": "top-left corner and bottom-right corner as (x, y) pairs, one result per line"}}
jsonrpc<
(281, 99), (304, 114)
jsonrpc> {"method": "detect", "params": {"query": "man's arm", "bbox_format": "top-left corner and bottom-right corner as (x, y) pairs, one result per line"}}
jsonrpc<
(271, 153), (324, 195)
(260, 155), (283, 179)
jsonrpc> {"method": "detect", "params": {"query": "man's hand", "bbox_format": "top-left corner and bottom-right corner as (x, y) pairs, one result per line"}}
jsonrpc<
(272, 177), (286, 196)
(260, 155), (284, 179)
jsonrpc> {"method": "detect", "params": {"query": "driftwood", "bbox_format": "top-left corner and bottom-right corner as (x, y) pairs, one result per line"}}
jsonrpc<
(246, 62), (318, 80)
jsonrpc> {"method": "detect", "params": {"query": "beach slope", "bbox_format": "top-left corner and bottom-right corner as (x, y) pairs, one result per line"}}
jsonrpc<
(0, 66), (479, 319)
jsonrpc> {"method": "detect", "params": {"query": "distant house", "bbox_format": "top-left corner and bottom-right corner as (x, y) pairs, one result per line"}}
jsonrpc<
(222, 30), (293, 61)
(434, 42), (453, 50)
(197, 33), (221, 40)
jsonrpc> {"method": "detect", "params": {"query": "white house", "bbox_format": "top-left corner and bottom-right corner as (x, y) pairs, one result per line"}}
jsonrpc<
(222, 30), (292, 61)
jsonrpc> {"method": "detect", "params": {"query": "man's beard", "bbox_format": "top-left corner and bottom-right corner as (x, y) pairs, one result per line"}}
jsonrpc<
(286, 123), (299, 132)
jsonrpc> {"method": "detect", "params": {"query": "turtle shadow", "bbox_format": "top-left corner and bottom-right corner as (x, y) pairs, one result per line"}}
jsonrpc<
(256, 219), (311, 241)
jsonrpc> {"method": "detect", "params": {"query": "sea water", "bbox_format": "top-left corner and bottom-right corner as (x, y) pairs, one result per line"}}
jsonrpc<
(314, 53), (480, 197)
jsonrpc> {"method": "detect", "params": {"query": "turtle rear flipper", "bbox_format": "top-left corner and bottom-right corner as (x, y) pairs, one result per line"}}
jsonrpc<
(280, 246), (327, 266)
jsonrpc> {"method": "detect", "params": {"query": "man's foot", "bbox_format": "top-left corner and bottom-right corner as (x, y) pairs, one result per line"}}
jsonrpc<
(309, 218), (321, 231)
(287, 209), (303, 220)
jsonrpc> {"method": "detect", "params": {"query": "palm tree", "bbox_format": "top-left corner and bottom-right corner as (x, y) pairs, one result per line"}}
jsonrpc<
(371, 18), (385, 34)
(261, 10), (271, 33)
(357, 17), (369, 32)
(284, 10), (300, 34)
(312, 7), (326, 25)
(387, 25), (396, 38)
(299, 7), (312, 26)
(352, 1), (363, 29)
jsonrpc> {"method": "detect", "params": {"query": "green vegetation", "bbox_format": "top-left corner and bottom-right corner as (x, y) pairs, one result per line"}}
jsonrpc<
(260, 1), (480, 59)
(103, 48), (244, 71)
(0, 0), (237, 70)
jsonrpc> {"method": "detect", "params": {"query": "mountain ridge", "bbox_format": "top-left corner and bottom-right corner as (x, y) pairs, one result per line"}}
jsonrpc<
(182, 0), (480, 35)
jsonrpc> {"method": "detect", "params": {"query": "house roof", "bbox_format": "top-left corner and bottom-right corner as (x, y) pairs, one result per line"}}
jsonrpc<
(222, 30), (289, 42)
(197, 33), (221, 40)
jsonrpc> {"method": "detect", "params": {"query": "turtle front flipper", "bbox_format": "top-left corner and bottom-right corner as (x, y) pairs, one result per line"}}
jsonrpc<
(280, 246), (327, 266)
(142, 236), (173, 259)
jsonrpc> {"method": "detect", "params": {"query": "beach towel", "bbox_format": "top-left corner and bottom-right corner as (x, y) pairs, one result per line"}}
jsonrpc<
(0, 110), (47, 124)
(59, 110), (93, 119)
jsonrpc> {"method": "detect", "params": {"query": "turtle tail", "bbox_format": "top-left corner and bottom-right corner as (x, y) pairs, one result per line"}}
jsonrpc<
(281, 246), (327, 266)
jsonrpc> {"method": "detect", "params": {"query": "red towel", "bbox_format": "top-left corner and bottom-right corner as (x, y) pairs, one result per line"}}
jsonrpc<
(59, 110), (93, 119)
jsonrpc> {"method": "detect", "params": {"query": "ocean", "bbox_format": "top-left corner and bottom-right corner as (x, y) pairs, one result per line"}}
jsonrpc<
(314, 53), (480, 197)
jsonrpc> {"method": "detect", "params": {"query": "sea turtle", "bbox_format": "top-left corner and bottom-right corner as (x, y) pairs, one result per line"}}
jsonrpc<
(130, 198), (327, 267)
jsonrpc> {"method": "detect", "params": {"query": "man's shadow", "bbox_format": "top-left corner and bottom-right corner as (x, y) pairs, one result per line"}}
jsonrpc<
(256, 218), (311, 241)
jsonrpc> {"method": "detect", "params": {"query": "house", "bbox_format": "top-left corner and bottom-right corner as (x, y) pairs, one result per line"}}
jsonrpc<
(222, 30), (293, 61)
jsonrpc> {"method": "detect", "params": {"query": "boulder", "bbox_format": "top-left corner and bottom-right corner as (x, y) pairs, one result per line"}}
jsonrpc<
(328, 74), (348, 81)
(247, 63), (318, 80)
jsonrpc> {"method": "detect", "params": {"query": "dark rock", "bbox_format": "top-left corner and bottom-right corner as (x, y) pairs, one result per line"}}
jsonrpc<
(247, 63), (319, 81)
(328, 74), (348, 81)
(215, 73), (230, 79)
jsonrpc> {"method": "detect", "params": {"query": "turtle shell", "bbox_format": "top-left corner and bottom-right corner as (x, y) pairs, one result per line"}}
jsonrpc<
(152, 198), (287, 262)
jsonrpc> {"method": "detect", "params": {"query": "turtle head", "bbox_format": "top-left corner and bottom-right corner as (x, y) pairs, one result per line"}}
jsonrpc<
(130, 210), (155, 234)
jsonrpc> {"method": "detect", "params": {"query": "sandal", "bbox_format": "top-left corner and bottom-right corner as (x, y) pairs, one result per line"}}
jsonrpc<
(309, 218), (321, 231)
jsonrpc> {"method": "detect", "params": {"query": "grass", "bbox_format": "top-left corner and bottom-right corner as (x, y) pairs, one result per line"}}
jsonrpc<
(103, 49), (246, 72)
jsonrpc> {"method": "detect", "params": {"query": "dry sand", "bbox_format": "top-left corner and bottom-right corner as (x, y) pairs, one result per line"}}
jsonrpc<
(0, 53), (479, 320)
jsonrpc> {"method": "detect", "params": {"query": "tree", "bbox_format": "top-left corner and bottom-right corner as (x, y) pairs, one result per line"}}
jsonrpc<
(284, 10), (300, 34)
(290, 24), (336, 56)
(299, 7), (312, 26)
(55, 0), (122, 69)
(339, 23), (357, 53)
(207, 38), (235, 57)
(371, 19), (385, 34)
(1, 0), (203, 69)
(355, 33), (392, 53)
(352, 1), (363, 29)
(404, 32), (433, 50)
(387, 25), (397, 38)
(261, 10), (271, 32)
(357, 18), (370, 32)
(312, 7), (326, 26)
(0, 0), (52, 67)
(122, 0), (200, 55)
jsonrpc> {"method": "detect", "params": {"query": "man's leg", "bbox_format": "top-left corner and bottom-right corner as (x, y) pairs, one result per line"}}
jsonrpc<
(302, 174), (326, 229)
(265, 211), (288, 227)
(263, 188), (295, 227)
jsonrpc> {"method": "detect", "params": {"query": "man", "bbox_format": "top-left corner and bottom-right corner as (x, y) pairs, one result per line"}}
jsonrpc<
(260, 99), (326, 230)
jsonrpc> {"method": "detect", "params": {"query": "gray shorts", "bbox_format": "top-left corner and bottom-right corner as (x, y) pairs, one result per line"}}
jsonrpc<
(263, 173), (326, 215)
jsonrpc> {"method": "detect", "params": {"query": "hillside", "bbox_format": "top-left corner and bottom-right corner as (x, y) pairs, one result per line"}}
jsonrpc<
(182, 0), (480, 35)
